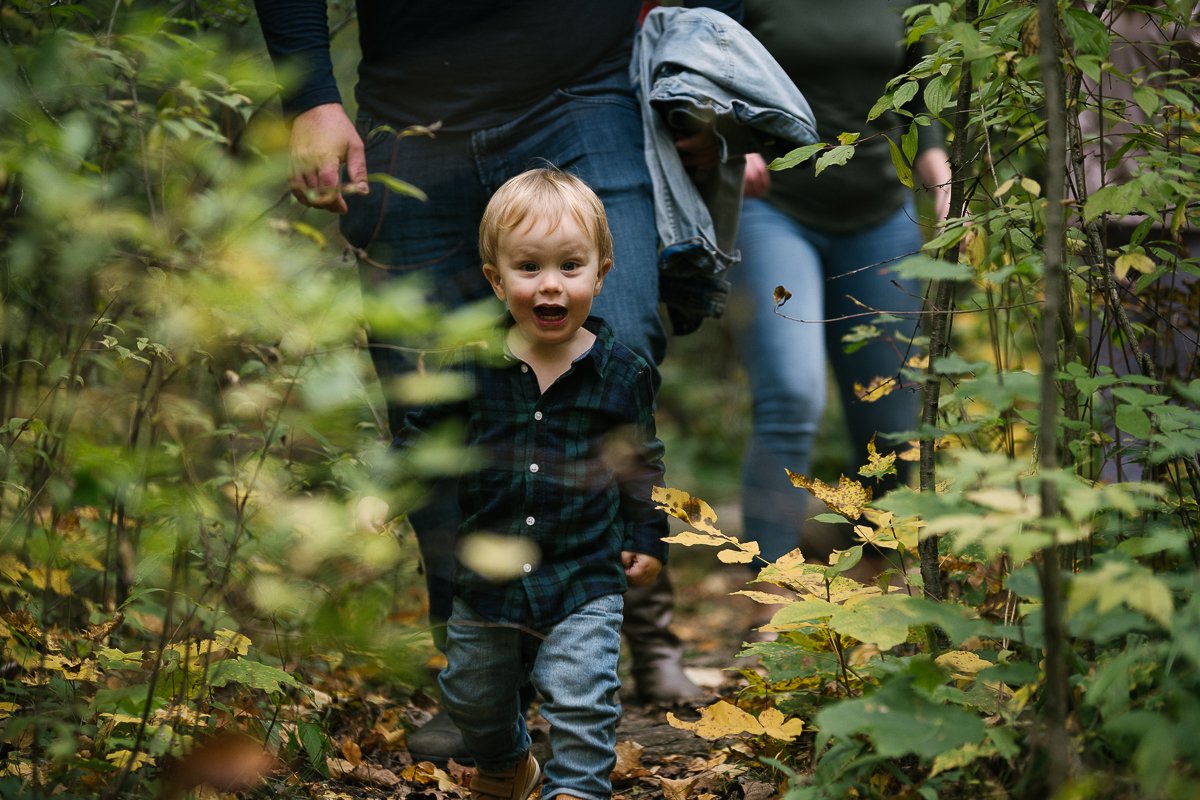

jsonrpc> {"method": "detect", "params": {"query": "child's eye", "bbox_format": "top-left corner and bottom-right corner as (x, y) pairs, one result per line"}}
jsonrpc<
(561, 261), (580, 271)
(519, 262), (539, 272)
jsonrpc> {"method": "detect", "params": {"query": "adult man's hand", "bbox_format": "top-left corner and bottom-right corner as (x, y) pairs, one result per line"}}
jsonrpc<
(288, 103), (369, 214)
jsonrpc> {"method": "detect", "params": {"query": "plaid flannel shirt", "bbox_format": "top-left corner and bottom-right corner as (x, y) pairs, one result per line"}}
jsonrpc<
(401, 315), (669, 629)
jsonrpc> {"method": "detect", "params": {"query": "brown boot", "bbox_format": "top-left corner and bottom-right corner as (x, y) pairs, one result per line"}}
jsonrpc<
(623, 571), (707, 704)
(468, 752), (541, 800)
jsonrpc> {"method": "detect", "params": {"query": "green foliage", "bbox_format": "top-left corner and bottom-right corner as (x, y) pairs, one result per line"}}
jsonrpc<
(660, 0), (1200, 796)
(0, 2), (455, 795)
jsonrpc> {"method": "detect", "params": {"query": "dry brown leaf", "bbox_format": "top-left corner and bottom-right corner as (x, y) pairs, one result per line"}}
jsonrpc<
(657, 774), (700, 800)
(340, 739), (362, 766)
(612, 740), (646, 779)
(741, 780), (779, 800)
(351, 764), (401, 788)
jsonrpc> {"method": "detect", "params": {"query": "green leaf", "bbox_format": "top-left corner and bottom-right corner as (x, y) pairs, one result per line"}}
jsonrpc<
(887, 136), (913, 189)
(933, 353), (990, 375)
(1115, 406), (1152, 440)
(814, 144), (856, 176)
(892, 81), (919, 110)
(1132, 85), (1159, 119)
(298, 722), (328, 772)
(888, 254), (972, 281)
(367, 173), (428, 201)
(1063, 8), (1111, 56)
(922, 74), (954, 115)
(816, 676), (988, 760)
(206, 658), (300, 693)
(1068, 560), (1174, 631)
(768, 143), (826, 171)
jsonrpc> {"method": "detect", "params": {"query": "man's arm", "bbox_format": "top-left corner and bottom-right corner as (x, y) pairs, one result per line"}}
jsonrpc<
(253, 0), (367, 213)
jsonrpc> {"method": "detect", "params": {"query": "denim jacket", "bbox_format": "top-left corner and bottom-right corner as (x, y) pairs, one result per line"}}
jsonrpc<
(632, 6), (818, 334)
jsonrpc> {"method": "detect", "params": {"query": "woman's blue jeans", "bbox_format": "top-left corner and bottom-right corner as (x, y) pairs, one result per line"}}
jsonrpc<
(439, 594), (624, 800)
(729, 198), (924, 561)
(340, 72), (663, 630)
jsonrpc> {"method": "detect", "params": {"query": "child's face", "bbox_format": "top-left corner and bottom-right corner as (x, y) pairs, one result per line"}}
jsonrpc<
(483, 212), (612, 350)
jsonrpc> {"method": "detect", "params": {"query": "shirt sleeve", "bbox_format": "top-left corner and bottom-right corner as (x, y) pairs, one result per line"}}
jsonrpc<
(253, 0), (343, 117)
(618, 366), (671, 562)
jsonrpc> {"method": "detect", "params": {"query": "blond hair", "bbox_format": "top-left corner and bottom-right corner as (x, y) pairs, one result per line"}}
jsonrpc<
(479, 168), (614, 266)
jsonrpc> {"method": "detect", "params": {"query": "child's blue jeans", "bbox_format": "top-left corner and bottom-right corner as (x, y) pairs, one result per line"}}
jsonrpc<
(439, 593), (624, 800)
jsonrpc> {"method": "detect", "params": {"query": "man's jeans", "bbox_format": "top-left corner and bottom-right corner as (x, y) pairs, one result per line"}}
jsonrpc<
(341, 72), (664, 630)
(439, 594), (624, 800)
(729, 198), (924, 561)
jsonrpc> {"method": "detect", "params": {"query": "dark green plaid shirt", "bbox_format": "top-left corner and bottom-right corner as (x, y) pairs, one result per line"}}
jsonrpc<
(403, 316), (669, 629)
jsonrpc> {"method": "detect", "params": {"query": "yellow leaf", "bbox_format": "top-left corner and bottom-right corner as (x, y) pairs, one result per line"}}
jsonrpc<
(1114, 252), (1155, 282)
(935, 650), (994, 680)
(993, 178), (1015, 198)
(785, 472), (872, 520)
(663, 531), (731, 548)
(853, 376), (897, 403)
(757, 708), (805, 742)
(28, 567), (71, 595)
(717, 540), (760, 563)
(0, 554), (27, 583)
(653, 487), (722, 535)
(667, 701), (765, 740)
(852, 524), (899, 550)
(1019, 177), (1041, 196)
(733, 589), (794, 606)
(858, 436), (897, 481)
(214, 629), (251, 656)
(106, 750), (156, 771)
(0, 702), (19, 719)
(958, 226), (986, 268)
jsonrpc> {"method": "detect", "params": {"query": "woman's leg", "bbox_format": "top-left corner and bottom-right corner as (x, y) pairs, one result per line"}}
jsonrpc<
(821, 202), (924, 487)
(730, 198), (828, 562)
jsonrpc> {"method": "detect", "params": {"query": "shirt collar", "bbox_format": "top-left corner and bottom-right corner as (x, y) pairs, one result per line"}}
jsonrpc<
(494, 312), (614, 374)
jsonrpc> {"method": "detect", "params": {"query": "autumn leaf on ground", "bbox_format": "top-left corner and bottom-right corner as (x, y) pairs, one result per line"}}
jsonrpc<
(658, 774), (700, 800)
(853, 376), (897, 403)
(612, 740), (648, 779)
(756, 708), (805, 742)
(340, 739), (362, 766)
(785, 472), (872, 519)
(668, 701), (765, 740)
(401, 761), (457, 792)
(936, 650), (994, 684)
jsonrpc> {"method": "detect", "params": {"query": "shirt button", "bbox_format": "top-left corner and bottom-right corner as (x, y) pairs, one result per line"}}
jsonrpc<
(521, 364), (529, 373)
(526, 516), (535, 526)
(529, 463), (539, 473)
(533, 411), (543, 421)
(522, 563), (533, 574)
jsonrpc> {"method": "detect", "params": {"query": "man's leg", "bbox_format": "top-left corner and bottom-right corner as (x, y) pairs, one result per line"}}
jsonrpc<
(342, 120), (493, 761)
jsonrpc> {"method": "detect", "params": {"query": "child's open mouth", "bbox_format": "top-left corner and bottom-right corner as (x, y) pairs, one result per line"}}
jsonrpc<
(533, 305), (568, 322)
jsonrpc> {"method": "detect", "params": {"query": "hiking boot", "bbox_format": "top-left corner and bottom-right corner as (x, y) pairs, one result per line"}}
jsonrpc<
(408, 710), (472, 766)
(468, 752), (541, 800)
(623, 573), (708, 704)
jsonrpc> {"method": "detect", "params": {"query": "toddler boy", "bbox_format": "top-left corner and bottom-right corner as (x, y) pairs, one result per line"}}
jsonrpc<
(404, 168), (669, 800)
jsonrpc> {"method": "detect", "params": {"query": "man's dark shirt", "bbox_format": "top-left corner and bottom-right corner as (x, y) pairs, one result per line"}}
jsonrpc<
(254, 0), (743, 131)
(401, 316), (669, 630)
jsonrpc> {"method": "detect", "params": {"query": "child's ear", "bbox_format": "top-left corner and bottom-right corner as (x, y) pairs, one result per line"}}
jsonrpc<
(482, 263), (506, 300)
(594, 258), (613, 296)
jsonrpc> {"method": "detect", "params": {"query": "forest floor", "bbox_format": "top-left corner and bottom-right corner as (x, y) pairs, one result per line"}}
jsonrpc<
(256, 541), (792, 800)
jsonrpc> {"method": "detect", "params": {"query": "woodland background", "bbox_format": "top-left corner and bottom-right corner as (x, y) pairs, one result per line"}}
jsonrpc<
(1, 1), (1198, 798)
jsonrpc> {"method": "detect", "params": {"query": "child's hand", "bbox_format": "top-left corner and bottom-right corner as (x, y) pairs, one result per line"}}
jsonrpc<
(621, 551), (663, 587)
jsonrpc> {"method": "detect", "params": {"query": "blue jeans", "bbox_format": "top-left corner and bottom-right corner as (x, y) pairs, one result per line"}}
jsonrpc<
(729, 198), (923, 561)
(439, 594), (624, 800)
(341, 71), (664, 629)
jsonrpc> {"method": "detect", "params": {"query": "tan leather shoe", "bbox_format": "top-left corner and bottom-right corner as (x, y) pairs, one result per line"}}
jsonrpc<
(468, 752), (541, 800)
